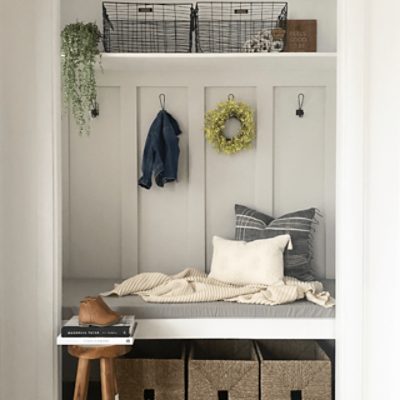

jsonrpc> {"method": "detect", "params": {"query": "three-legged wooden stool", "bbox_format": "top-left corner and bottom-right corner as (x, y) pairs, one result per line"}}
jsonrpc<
(68, 344), (132, 400)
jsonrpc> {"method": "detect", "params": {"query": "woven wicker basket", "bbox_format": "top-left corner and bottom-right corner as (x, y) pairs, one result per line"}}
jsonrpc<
(115, 340), (185, 400)
(255, 340), (332, 400)
(188, 340), (259, 400)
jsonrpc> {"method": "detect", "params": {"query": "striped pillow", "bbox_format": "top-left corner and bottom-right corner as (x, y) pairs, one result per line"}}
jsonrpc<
(235, 204), (317, 281)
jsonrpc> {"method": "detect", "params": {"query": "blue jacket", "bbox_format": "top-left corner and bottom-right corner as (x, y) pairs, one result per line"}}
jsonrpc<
(138, 110), (181, 189)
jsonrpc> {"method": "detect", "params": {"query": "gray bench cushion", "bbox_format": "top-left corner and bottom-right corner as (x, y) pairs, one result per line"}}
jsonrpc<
(63, 278), (335, 320)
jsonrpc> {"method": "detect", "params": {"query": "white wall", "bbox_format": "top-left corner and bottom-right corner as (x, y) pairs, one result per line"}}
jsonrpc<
(63, 55), (336, 280)
(288, 0), (336, 52)
(68, 87), (122, 278)
(61, 0), (337, 52)
(334, 1), (400, 399)
(363, 0), (400, 398)
(0, 0), (61, 399)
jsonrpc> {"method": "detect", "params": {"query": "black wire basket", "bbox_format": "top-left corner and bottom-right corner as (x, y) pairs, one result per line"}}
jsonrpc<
(102, 2), (195, 53)
(195, 2), (288, 53)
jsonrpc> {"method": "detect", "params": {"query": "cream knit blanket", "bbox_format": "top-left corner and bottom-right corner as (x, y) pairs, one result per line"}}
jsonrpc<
(103, 268), (335, 308)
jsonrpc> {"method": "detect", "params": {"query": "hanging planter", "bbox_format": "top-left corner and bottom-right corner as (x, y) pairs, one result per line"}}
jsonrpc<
(204, 95), (256, 154)
(61, 22), (101, 135)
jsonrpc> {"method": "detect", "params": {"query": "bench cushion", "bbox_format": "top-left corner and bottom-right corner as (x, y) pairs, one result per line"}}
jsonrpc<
(63, 278), (335, 320)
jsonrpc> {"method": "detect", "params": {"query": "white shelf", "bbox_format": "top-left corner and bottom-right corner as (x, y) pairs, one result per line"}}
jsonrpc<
(134, 318), (335, 340)
(97, 52), (336, 73)
(100, 52), (337, 59)
(63, 279), (336, 341)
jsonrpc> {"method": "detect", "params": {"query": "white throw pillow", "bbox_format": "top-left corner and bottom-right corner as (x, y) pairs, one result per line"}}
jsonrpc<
(209, 235), (292, 286)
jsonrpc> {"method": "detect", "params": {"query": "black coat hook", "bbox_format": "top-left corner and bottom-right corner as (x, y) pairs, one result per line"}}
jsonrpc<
(159, 93), (166, 110)
(296, 93), (305, 118)
(91, 100), (99, 118)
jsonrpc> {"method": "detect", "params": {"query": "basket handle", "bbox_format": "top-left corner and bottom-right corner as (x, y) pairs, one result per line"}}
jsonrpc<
(102, 4), (114, 30)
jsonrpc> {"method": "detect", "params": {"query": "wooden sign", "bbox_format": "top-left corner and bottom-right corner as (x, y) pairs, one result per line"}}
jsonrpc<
(285, 20), (317, 52)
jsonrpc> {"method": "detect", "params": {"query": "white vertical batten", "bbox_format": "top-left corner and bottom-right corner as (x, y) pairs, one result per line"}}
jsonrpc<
(336, 0), (366, 399)
(121, 83), (139, 278)
(0, 3), (5, 395)
(35, 0), (62, 398)
(187, 84), (206, 270)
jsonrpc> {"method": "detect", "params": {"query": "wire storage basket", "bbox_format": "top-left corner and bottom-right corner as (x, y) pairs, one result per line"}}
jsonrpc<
(195, 2), (288, 53)
(103, 2), (195, 53)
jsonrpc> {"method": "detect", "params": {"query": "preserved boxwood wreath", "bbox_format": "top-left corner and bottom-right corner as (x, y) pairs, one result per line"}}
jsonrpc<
(204, 95), (256, 154)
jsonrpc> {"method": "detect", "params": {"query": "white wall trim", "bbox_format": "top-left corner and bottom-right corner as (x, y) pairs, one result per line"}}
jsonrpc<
(36, 0), (62, 398)
(335, 0), (366, 399)
(134, 318), (335, 340)
(362, 1), (400, 399)
(0, 0), (62, 398)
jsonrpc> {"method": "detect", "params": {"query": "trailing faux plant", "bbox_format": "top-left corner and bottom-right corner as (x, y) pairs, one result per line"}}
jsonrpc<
(61, 22), (101, 135)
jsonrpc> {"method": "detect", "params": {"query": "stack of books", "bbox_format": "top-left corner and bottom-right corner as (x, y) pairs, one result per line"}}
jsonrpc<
(57, 315), (136, 345)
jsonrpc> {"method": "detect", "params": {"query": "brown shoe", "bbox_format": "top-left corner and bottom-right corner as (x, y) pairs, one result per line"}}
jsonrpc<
(79, 296), (121, 327)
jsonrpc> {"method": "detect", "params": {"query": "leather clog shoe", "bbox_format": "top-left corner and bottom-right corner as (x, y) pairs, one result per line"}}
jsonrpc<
(79, 295), (121, 327)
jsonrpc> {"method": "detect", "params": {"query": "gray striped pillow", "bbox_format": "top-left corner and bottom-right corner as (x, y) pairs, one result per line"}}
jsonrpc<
(235, 204), (317, 281)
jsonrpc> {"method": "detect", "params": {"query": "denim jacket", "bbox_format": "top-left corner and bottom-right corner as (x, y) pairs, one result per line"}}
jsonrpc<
(138, 110), (181, 189)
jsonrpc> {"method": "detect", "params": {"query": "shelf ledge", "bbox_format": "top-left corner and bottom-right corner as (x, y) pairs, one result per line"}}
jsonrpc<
(134, 318), (336, 339)
(100, 52), (337, 59)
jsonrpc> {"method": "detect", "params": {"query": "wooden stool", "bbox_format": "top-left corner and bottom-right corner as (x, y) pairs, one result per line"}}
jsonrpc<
(68, 345), (131, 400)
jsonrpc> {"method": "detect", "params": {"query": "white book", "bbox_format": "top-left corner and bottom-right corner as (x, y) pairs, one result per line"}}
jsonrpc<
(57, 323), (137, 346)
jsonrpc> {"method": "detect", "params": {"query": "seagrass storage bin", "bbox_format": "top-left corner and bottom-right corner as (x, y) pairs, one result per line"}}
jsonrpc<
(255, 340), (332, 400)
(188, 340), (259, 400)
(115, 340), (185, 400)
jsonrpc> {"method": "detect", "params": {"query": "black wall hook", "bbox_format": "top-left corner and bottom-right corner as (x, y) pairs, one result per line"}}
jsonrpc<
(91, 100), (99, 118)
(159, 93), (166, 110)
(296, 93), (305, 118)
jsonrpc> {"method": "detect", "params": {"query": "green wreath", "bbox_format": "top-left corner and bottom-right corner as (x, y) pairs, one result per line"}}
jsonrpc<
(205, 95), (255, 154)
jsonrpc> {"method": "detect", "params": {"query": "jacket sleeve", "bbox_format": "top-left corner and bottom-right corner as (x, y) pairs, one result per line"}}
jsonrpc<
(138, 132), (155, 189)
(139, 112), (165, 189)
(156, 112), (180, 187)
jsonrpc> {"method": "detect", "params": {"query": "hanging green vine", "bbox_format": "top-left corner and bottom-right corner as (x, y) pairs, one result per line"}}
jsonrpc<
(61, 22), (101, 135)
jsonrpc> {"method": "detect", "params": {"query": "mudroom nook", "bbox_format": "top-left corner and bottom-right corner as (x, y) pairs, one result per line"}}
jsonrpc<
(60, 1), (337, 399)
(5, 0), (399, 398)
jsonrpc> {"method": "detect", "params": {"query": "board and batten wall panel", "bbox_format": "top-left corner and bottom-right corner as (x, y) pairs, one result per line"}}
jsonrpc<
(68, 86), (122, 278)
(62, 56), (336, 280)
(137, 87), (190, 274)
(273, 86), (334, 279)
(205, 87), (257, 270)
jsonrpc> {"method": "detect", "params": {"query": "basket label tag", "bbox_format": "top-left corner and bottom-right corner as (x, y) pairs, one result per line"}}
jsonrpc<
(234, 9), (249, 14)
(138, 7), (153, 13)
